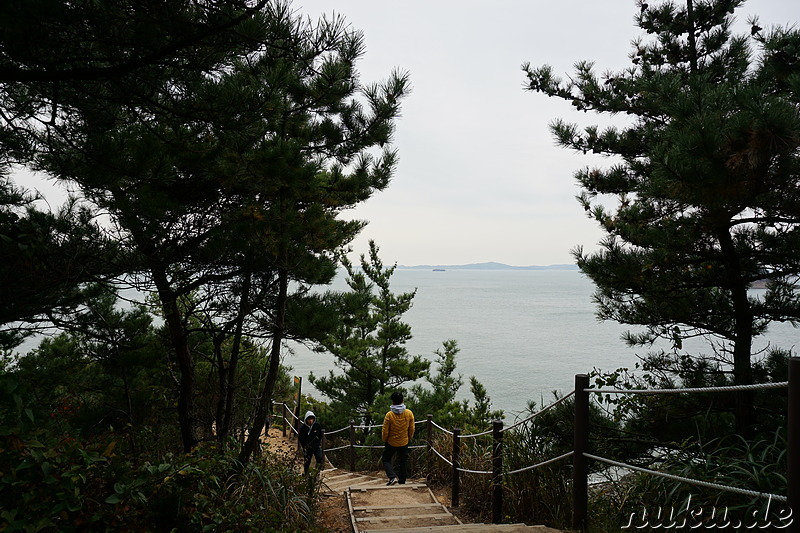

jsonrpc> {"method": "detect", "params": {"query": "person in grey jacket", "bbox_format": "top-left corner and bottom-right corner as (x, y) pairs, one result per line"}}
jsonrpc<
(298, 410), (324, 474)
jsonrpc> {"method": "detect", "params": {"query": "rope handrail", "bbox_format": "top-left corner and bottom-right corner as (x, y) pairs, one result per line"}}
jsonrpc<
(460, 428), (493, 438)
(275, 402), (296, 415)
(272, 387), (577, 438)
(272, 380), (787, 438)
(430, 420), (454, 435)
(584, 453), (787, 503)
(430, 445), (453, 466)
(448, 451), (575, 477)
(349, 444), (427, 450)
(281, 404), (302, 422)
(270, 377), (792, 521)
(354, 423), (382, 430)
(587, 381), (788, 395)
(501, 391), (576, 434)
(506, 451), (574, 475)
(457, 466), (492, 475)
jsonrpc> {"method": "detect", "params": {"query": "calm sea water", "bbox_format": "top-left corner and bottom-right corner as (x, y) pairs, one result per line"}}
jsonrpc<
(287, 269), (798, 417)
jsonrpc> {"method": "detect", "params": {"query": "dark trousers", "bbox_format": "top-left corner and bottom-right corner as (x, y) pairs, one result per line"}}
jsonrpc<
(382, 443), (409, 483)
(303, 445), (323, 474)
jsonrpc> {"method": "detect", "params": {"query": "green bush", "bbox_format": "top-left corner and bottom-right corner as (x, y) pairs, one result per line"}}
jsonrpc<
(0, 375), (321, 532)
(588, 428), (789, 532)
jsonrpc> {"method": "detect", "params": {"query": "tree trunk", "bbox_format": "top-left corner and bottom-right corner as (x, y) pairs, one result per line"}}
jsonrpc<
(214, 335), (227, 441)
(239, 266), (288, 464)
(717, 229), (754, 435)
(152, 268), (197, 453)
(220, 269), (252, 440)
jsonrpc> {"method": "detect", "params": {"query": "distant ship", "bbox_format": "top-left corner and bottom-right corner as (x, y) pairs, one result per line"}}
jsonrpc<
(432, 268), (446, 272)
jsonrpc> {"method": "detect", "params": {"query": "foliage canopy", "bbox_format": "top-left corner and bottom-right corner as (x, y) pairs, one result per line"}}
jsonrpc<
(524, 0), (800, 431)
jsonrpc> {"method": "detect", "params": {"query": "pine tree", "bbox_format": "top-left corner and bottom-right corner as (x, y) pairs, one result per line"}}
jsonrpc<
(9, 2), (408, 453)
(524, 0), (800, 433)
(311, 241), (430, 428)
(0, 181), (121, 345)
(410, 340), (503, 431)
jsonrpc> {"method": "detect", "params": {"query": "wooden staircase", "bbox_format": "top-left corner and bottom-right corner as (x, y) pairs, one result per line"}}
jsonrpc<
(321, 468), (563, 533)
(321, 468), (387, 493)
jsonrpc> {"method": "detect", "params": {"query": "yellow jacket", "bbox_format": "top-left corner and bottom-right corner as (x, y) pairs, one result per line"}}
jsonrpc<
(382, 406), (415, 447)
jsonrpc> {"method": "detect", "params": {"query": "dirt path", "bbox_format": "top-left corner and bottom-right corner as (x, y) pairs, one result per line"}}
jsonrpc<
(262, 428), (352, 531)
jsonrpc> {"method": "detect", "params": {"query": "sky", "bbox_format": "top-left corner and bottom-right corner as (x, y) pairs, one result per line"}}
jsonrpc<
(293, 0), (799, 266)
(16, 0), (799, 267)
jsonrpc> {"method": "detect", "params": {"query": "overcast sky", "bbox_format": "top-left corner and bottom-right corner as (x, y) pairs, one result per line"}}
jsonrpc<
(295, 0), (798, 266)
(16, 1), (798, 267)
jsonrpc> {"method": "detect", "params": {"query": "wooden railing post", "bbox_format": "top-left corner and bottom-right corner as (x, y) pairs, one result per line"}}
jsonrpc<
(452, 428), (461, 507)
(427, 415), (433, 447)
(573, 373), (589, 532)
(281, 403), (287, 437)
(427, 414), (433, 472)
(349, 423), (356, 472)
(321, 430), (327, 468)
(788, 358), (800, 533)
(294, 377), (302, 438)
(492, 419), (504, 524)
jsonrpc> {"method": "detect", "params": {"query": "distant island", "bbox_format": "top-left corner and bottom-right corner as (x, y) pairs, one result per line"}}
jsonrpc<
(396, 261), (579, 271)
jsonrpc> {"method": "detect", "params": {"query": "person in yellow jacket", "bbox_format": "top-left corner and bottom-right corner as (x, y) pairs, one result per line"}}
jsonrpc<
(381, 391), (415, 485)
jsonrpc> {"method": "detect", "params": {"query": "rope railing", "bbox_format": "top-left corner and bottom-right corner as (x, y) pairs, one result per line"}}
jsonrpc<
(584, 453), (786, 503)
(501, 390), (575, 434)
(273, 391), (578, 442)
(267, 364), (799, 532)
(275, 402), (302, 422)
(459, 427), (493, 438)
(428, 444), (574, 477)
(569, 370), (799, 532)
(456, 465), (492, 475)
(349, 443), (428, 450)
(587, 381), (788, 395)
(323, 426), (349, 436)
(354, 423), (382, 430)
(430, 444), (453, 466)
(506, 451), (574, 476)
(429, 420), (454, 435)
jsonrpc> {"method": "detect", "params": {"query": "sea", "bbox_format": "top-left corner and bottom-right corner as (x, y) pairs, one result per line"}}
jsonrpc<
(286, 269), (799, 418)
